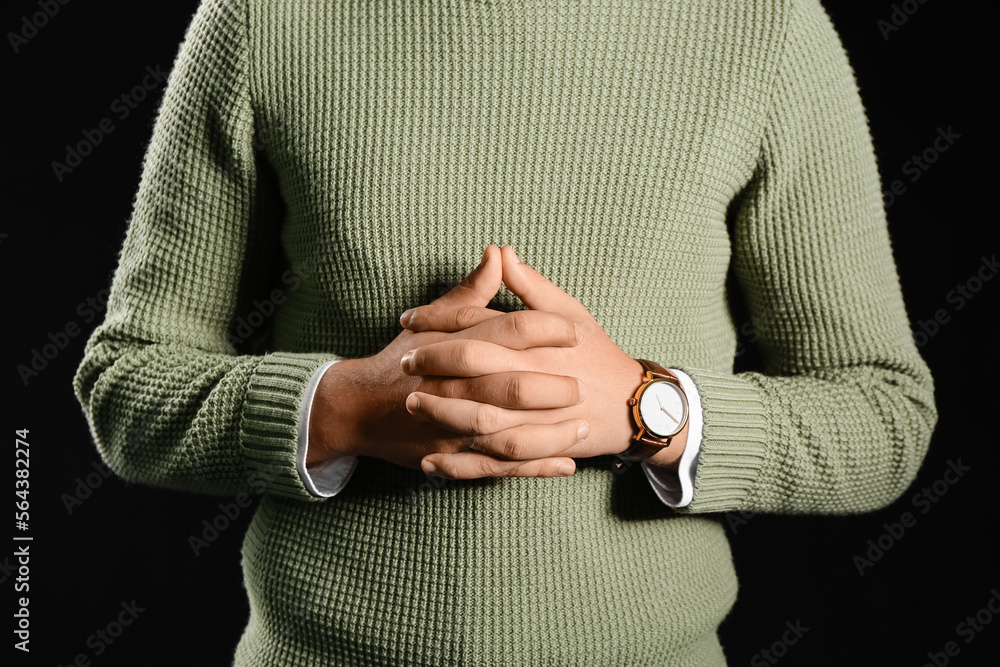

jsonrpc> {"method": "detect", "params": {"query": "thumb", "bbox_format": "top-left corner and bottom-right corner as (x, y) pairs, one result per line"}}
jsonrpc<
(431, 244), (503, 308)
(400, 245), (506, 332)
(500, 246), (590, 318)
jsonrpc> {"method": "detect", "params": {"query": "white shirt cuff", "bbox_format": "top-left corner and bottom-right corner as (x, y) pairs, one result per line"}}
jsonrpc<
(296, 359), (359, 498)
(640, 369), (703, 508)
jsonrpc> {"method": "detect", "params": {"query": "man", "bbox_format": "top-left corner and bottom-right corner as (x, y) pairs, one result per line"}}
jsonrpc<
(74, 0), (936, 663)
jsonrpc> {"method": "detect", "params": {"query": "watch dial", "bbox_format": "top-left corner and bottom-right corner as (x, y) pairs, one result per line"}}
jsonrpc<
(639, 381), (687, 437)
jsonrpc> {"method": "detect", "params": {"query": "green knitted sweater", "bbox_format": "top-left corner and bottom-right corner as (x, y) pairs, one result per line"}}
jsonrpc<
(73, 0), (936, 664)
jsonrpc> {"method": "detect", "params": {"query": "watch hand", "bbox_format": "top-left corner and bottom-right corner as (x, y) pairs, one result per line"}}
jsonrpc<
(656, 393), (679, 423)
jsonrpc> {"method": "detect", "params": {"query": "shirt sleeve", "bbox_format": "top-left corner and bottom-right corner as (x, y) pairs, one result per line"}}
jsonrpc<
(72, 0), (340, 502)
(640, 369), (703, 508)
(296, 360), (360, 497)
(670, 0), (937, 516)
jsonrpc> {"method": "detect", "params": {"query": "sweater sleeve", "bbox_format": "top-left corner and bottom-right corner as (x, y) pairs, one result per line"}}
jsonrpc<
(72, 0), (338, 502)
(674, 0), (937, 515)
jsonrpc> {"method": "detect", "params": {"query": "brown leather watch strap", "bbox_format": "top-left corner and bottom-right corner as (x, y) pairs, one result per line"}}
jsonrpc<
(637, 358), (677, 382)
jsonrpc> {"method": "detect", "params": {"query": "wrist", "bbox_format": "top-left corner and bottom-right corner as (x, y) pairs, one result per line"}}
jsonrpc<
(606, 356), (645, 455)
(308, 358), (368, 466)
(643, 420), (688, 472)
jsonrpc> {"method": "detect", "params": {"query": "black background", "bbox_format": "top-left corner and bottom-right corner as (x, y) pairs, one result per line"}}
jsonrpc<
(5, 1), (997, 665)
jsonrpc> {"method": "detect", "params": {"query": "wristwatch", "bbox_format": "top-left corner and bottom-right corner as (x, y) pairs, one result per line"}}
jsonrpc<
(615, 359), (689, 465)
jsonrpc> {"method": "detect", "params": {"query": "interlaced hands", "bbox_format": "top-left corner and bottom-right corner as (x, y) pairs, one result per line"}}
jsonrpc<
(396, 245), (647, 480)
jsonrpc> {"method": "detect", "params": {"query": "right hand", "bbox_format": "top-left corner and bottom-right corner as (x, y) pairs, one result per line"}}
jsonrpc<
(308, 245), (589, 478)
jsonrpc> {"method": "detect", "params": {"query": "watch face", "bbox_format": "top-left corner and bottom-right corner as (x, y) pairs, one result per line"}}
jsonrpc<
(638, 380), (688, 438)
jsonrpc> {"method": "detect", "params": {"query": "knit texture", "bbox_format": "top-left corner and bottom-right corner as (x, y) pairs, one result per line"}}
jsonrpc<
(73, 0), (937, 664)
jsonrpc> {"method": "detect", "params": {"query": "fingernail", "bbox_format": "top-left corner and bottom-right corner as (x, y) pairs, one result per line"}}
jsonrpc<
(406, 393), (420, 411)
(400, 309), (415, 327)
(573, 322), (583, 345)
(558, 463), (574, 476)
(576, 378), (586, 403)
(512, 249), (521, 264)
(422, 460), (439, 476)
(577, 422), (590, 442)
(478, 247), (489, 268)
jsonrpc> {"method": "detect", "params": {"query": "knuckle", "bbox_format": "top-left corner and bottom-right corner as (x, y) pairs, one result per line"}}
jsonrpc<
(497, 432), (524, 461)
(455, 305), (479, 329)
(503, 375), (522, 406)
(456, 343), (480, 374)
(476, 456), (497, 478)
(507, 311), (528, 337)
(496, 465), (519, 478)
(472, 404), (499, 434)
(404, 348), (422, 372)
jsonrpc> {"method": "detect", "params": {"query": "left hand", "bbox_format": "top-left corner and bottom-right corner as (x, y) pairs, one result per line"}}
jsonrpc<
(401, 245), (686, 478)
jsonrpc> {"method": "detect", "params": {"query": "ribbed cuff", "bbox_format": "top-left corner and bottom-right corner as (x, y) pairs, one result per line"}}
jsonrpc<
(671, 368), (769, 514)
(241, 351), (340, 501)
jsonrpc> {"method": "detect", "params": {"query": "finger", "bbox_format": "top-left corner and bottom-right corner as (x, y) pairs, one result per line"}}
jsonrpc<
(401, 339), (534, 377)
(431, 372), (586, 409)
(407, 392), (589, 442)
(401, 303), (504, 332)
(430, 245), (504, 311)
(405, 308), (582, 350)
(500, 245), (592, 319)
(399, 246), (503, 329)
(422, 453), (576, 479)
